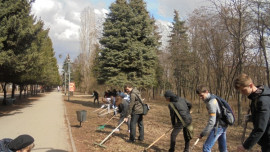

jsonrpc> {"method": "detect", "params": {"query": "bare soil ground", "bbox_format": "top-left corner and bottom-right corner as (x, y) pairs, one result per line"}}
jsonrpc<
(64, 92), (261, 152)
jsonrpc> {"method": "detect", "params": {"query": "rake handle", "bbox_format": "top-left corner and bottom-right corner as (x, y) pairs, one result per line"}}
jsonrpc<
(145, 128), (173, 150)
(99, 120), (125, 145)
(104, 115), (115, 124)
(98, 108), (107, 114)
(190, 138), (200, 151)
(99, 110), (114, 116)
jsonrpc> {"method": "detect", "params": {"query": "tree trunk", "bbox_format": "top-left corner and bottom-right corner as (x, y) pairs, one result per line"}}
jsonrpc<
(19, 85), (23, 99)
(12, 83), (16, 98)
(1, 83), (7, 105)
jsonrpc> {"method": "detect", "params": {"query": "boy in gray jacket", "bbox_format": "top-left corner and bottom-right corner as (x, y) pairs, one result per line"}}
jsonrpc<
(196, 85), (228, 152)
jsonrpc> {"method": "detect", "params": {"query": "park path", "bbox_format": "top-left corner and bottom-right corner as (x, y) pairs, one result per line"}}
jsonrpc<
(0, 90), (73, 152)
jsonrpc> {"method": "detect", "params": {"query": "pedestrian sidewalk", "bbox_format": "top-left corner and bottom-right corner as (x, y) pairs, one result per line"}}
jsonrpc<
(0, 90), (72, 152)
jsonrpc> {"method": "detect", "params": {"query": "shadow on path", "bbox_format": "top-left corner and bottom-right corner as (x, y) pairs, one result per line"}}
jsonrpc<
(33, 147), (68, 152)
(66, 99), (99, 109)
(0, 94), (42, 118)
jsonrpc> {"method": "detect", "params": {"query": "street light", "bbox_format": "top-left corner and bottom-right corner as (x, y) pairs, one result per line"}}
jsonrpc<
(64, 71), (66, 96)
(67, 55), (71, 101)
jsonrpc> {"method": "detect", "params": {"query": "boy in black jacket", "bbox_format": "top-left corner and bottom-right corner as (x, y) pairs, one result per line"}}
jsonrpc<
(164, 90), (192, 152)
(234, 73), (270, 152)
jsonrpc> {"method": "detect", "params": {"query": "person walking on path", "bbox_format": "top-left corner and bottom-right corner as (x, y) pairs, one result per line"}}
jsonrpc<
(0, 91), (72, 152)
(234, 73), (270, 152)
(196, 85), (228, 152)
(124, 83), (144, 143)
(164, 90), (192, 152)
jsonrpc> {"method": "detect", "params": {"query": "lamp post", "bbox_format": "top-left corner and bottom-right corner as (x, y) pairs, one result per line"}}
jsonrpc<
(64, 72), (66, 96)
(67, 55), (71, 101)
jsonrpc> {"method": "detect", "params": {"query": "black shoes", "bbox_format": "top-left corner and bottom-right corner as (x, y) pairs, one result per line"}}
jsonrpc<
(127, 140), (135, 143)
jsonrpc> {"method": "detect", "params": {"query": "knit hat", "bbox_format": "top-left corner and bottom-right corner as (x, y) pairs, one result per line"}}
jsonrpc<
(8, 134), (34, 151)
(164, 90), (176, 99)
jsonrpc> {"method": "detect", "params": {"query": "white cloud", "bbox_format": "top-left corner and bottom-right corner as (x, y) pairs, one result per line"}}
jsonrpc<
(156, 0), (210, 19)
(94, 9), (102, 15)
(31, 0), (208, 68)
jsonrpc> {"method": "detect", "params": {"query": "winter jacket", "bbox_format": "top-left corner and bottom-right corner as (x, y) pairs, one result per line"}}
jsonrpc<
(118, 99), (129, 118)
(243, 86), (270, 150)
(0, 138), (13, 152)
(125, 88), (143, 117)
(168, 96), (192, 127)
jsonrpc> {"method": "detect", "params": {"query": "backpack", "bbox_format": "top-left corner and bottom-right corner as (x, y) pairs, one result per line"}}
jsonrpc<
(212, 95), (235, 126)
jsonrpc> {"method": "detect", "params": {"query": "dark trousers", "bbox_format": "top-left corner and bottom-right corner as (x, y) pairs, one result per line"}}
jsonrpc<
(169, 126), (190, 152)
(94, 97), (99, 104)
(261, 146), (270, 152)
(130, 114), (144, 141)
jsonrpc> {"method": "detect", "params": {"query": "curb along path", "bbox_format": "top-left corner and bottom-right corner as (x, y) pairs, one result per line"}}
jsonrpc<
(0, 91), (74, 152)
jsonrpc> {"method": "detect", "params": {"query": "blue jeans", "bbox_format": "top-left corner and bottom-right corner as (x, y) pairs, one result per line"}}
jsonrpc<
(203, 127), (227, 152)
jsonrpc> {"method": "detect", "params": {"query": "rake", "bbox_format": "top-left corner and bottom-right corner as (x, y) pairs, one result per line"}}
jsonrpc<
(97, 115), (116, 130)
(98, 108), (108, 114)
(92, 107), (104, 113)
(94, 120), (125, 148)
(190, 138), (200, 152)
(98, 110), (114, 117)
(143, 128), (173, 152)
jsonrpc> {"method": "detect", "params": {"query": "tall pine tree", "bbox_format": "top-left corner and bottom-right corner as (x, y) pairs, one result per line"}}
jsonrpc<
(99, 0), (159, 88)
(0, 0), (41, 83)
(168, 10), (191, 97)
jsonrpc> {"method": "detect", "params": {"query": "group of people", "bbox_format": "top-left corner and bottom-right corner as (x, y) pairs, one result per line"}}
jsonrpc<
(163, 73), (270, 152)
(96, 73), (270, 152)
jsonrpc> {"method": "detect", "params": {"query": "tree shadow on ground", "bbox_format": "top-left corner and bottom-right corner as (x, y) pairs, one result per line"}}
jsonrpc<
(0, 94), (45, 117)
(70, 124), (82, 128)
(66, 99), (100, 109)
(0, 111), (23, 117)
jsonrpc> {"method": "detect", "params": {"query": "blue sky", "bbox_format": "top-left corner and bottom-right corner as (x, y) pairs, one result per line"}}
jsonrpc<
(31, 0), (209, 70)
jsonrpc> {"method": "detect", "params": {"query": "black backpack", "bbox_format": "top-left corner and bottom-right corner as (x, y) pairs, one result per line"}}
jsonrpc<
(212, 95), (235, 126)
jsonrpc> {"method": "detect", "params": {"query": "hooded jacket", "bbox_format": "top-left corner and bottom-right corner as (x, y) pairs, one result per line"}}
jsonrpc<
(125, 87), (143, 117)
(118, 98), (129, 118)
(243, 86), (270, 150)
(165, 91), (192, 127)
(0, 138), (12, 152)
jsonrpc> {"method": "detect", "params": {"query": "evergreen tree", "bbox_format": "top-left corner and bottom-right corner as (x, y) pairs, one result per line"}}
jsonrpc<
(99, 0), (159, 88)
(0, 0), (41, 83)
(168, 10), (191, 97)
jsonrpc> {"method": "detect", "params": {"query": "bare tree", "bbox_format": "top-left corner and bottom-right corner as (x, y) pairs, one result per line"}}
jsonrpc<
(79, 7), (98, 93)
(249, 0), (270, 86)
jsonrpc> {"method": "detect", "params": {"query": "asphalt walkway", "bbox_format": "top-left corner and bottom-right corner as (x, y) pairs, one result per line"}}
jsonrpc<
(0, 90), (73, 152)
